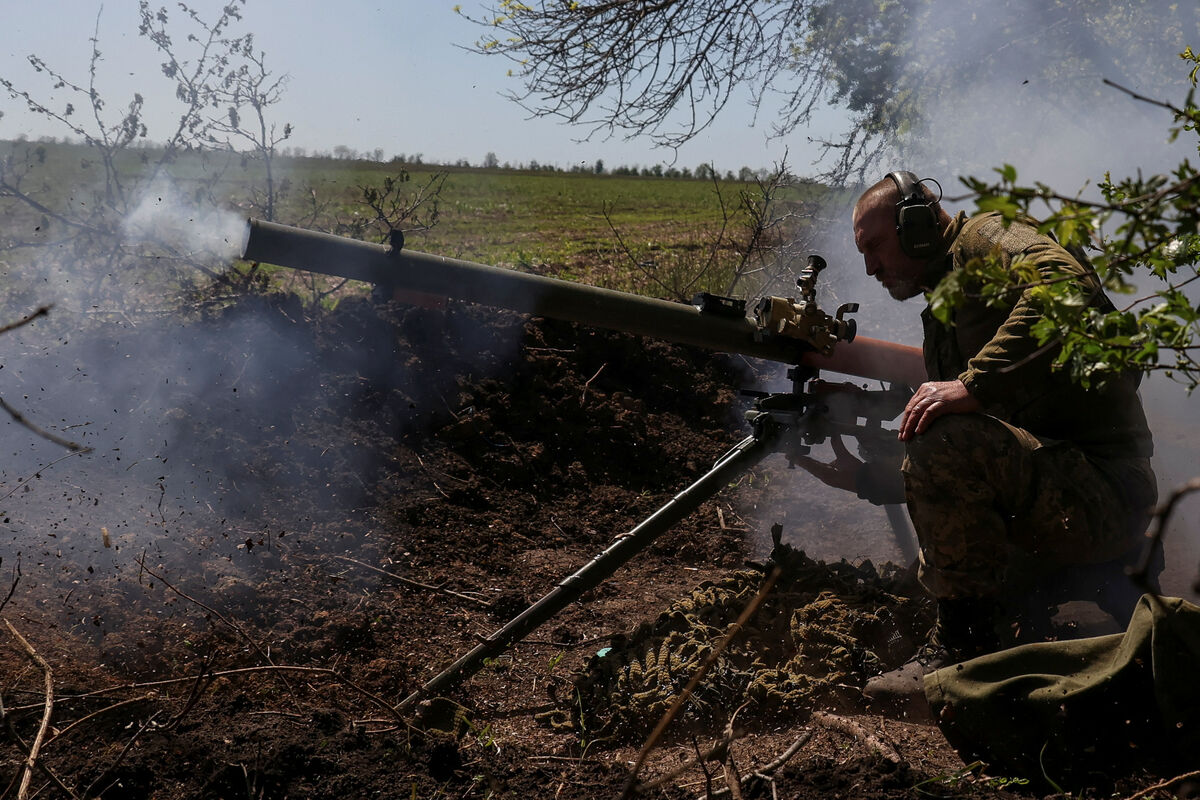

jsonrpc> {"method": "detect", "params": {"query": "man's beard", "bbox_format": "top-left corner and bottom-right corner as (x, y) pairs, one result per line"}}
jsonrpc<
(888, 259), (948, 301)
(887, 280), (925, 301)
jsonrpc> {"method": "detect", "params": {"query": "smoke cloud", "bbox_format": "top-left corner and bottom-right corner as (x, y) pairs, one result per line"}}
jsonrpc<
(121, 177), (246, 264)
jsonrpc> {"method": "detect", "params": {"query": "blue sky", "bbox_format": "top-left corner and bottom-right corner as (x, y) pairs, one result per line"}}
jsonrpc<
(3, 0), (844, 174)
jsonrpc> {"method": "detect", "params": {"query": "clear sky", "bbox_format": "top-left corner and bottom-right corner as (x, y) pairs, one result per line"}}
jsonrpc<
(2, 0), (844, 174)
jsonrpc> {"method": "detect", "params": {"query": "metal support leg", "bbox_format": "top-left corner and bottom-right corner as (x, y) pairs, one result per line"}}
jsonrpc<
(396, 430), (777, 715)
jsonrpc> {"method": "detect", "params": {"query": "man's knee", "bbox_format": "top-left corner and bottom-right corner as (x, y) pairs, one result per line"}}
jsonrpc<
(903, 414), (1007, 480)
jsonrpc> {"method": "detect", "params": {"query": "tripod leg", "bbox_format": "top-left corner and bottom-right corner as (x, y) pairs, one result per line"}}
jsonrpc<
(884, 503), (919, 564)
(397, 431), (777, 714)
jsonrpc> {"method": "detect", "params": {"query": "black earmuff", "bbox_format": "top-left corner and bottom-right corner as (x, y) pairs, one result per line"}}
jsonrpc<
(887, 171), (940, 259)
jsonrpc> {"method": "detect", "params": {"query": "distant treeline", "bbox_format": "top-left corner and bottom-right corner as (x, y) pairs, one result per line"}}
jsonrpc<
(6, 134), (801, 184)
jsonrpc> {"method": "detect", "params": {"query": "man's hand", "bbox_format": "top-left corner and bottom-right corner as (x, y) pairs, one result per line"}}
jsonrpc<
(793, 434), (863, 492)
(899, 379), (982, 441)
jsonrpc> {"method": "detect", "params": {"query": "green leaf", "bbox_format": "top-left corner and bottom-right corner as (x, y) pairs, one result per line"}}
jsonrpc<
(976, 195), (1021, 220)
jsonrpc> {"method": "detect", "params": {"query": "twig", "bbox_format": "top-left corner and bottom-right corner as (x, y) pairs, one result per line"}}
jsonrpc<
(622, 567), (782, 798)
(723, 703), (752, 800)
(602, 204), (681, 300)
(41, 694), (157, 750)
(0, 449), (92, 504)
(0, 556), (20, 615)
(247, 710), (307, 721)
(4, 619), (54, 800)
(4, 666), (334, 708)
(0, 305), (51, 336)
(811, 712), (901, 763)
(2, 724), (81, 800)
(518, 632), (616, 650)
(688, 730), (814, 800)
(82, 711), (161, 799)
(134, 556), (290, 691)
(20, 665), (410, 730)
(1117, 769), (1200, 800)
(1102, 78), (1189, 116)
(723, 758), (745, 800)
(412, 452), (458, 499)
(694, 736), (716, 800)
(580, 363), (606, 406)
(755, 730), (815, 775)
(635, 727), (742, 793)
(0, 397), (91, 454)
(333, 556), (491, 608)
(162, 650), (219, 729)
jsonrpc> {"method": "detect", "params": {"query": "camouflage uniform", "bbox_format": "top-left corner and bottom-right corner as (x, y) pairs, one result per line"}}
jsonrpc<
(907, 212), (1156, 599)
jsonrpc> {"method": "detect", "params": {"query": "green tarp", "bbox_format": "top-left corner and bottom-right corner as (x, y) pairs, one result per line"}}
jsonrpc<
(925, 595), (1200, 783)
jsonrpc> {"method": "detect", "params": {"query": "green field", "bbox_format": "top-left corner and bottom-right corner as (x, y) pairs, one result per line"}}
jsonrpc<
(231, 153), (827, 298)
(1, 140), (826, 305)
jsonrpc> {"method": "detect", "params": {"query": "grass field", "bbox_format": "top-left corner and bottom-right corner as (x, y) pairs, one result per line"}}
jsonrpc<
(233, 152), (829, 298)
(1, 140), (827, 304)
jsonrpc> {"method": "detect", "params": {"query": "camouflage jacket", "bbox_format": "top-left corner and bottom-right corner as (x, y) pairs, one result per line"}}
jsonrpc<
(923, 212), (1154, 460)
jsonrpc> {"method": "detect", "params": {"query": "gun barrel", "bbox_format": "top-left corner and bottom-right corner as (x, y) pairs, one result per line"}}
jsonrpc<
(241, 218), (925, 384)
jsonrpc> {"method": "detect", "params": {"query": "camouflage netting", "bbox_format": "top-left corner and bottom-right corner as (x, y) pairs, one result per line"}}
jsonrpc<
(541, 538), (934, 739)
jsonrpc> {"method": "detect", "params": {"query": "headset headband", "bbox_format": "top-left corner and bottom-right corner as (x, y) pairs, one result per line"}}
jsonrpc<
(888, 171), (925, 208)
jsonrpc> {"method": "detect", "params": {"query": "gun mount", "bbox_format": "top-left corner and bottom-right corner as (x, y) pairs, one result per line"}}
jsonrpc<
(238, 218), (924, 715)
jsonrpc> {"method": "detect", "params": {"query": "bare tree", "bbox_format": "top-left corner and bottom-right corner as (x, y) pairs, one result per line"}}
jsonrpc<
(202, 33), (293, 221)
(0, 1), (293, 304)
(347, 171), (448, 244)
(460, 0), (1198, 184)
(603, 156), (814, 301)
(461, 1), (811, 157)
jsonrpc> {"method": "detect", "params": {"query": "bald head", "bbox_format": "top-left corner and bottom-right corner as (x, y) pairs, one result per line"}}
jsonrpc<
(853, 177), (903, 228)
(852, 173), (949, 301)
(853, 175), (942, 227)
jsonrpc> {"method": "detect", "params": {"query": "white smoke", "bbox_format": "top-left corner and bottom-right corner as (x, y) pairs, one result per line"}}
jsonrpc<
(914, 71), (1188, 201)
(121, 177), (245, 264)
(894, 0), (1192, 193)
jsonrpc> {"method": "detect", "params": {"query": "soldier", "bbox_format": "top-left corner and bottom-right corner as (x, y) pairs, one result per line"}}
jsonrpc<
(807, 171), (1157, 716)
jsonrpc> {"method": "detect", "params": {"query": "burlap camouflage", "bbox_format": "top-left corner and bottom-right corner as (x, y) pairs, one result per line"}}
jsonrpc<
(902, 413), (1157, 599)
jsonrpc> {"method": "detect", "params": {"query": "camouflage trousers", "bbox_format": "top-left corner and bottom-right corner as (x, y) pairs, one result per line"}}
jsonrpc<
(902, 414), (1157, 599)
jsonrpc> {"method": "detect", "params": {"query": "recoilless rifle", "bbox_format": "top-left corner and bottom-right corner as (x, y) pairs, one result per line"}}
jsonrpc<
(240, 219), (926, 714)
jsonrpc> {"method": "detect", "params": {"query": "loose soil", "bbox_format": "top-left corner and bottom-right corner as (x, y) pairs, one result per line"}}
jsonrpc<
(0, 295), (1187, 799)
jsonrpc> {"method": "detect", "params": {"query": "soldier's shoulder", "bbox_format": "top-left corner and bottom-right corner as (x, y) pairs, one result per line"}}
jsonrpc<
(958, 211), (1045, 256)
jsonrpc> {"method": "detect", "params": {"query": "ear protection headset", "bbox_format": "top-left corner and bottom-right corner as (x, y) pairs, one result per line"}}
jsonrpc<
(887, 171), (940, 259)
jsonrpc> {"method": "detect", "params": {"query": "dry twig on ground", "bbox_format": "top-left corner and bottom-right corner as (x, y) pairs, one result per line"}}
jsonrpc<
(1117, 768), (1200, 800)
(622, 567), (782, 798)
(688, 730), (815, 800)
(334, 555), (491, 608)
(135, 555), (287, 684)
(811, 711), (901, 763)
(4, 619), (55, 800)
